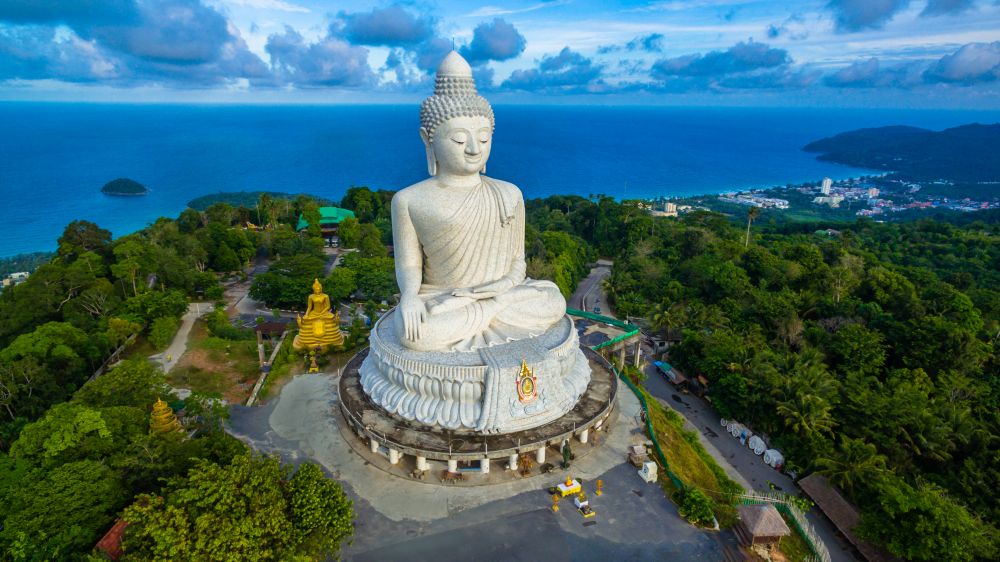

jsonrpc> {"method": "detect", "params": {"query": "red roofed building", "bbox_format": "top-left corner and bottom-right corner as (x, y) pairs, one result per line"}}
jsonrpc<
(95, 519), (128, 561)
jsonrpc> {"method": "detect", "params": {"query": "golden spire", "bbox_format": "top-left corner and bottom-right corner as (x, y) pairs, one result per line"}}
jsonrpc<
(150, 398), (182, 435)
(312, 278), (322, 292)
(519, 358), (532, 378)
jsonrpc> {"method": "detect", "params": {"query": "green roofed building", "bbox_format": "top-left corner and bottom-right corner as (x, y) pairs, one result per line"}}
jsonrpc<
(296, 206), (356, 234)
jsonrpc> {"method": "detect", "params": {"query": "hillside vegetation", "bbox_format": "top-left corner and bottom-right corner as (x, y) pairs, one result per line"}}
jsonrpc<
(528, 194), (999, 561)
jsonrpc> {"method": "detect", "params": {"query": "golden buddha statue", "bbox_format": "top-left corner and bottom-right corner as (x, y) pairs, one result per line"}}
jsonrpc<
(293, 278), (344, 350)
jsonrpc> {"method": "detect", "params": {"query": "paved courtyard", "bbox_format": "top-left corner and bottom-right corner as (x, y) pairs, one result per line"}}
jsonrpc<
(227, 372), (743, 561)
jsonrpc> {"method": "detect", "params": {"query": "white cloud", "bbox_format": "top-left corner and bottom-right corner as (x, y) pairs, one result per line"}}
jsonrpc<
(220, 0), (309, 14)
(464, 1), (570, 18)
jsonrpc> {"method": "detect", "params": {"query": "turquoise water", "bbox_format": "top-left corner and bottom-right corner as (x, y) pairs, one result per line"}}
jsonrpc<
(0, 103), (995, 257)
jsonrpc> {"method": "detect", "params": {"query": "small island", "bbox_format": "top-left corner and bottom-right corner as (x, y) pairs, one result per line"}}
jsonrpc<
(101, 177), (148, 196)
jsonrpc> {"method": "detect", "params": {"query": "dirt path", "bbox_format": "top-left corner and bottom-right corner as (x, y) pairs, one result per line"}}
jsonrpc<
(150, 302), (213, 373)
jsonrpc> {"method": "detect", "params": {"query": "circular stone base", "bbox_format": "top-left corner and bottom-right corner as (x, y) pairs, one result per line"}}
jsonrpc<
(359, 314), (591, 434)
(338, 346), (617, 465)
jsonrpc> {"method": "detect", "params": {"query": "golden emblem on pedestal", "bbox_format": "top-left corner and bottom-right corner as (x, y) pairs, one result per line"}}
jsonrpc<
(293, 278), (344, 350)
(516, 359), (538, 403)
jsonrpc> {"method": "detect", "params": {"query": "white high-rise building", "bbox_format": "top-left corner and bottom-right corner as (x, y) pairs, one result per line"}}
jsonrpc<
(820, 177), (832, 195)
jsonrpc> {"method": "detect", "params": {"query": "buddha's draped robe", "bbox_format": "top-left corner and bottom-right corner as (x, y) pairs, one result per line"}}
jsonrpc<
(306, 293), (332, 317)
(405, 177), (564, 351)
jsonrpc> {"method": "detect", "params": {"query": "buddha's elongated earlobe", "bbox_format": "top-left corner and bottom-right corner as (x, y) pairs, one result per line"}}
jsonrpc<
(420, 127), (437, 176)
(481, 163), (486, 175)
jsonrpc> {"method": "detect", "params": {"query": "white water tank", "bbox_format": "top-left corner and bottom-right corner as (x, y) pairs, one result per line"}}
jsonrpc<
(763, 449), (785, 468)
(748, 435), (766, 455)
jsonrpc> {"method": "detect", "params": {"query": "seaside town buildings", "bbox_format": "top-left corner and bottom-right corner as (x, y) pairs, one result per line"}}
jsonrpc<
(719, 192), (789, 209)
(1, 271), (29, 290)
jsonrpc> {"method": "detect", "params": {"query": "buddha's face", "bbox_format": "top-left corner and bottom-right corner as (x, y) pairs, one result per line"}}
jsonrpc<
(428, 115), (492, 177)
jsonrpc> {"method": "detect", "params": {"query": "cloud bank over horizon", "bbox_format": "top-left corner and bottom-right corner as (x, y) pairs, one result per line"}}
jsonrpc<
(0, 0), (998, 107)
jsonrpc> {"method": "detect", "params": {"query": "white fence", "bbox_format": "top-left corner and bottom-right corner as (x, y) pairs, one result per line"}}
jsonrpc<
(737, 491), (832, 562)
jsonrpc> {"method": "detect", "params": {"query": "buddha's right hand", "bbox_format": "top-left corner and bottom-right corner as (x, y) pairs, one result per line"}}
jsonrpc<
(399, 295), (427, 341)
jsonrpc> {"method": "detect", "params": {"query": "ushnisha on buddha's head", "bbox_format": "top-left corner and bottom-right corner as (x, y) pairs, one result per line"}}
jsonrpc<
(312, 278), (322, 294)
(419, 51), (495, 178)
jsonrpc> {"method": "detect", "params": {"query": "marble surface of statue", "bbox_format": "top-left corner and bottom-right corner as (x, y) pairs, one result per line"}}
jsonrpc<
(293, 278), (344, 349)
(392, 51), (565, 352)
(359, 52), (590, 434)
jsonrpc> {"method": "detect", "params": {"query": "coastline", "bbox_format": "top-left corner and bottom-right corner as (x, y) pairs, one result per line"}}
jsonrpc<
(0, 169), (963, 260)
(4, 103), (989, 257)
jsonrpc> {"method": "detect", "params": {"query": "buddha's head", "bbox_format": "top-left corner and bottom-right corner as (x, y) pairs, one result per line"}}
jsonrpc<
(312, 278), (322, 294)
(419, 51), (495, 178)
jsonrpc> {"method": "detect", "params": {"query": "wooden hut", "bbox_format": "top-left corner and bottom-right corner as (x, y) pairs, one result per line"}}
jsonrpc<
(798, 473), (901, 562)
(735, 504), (791, 547)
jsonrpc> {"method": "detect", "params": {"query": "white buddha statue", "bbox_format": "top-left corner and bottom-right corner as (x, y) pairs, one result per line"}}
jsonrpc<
(390, 51), (565, 352)
(358, 52), (590, 434)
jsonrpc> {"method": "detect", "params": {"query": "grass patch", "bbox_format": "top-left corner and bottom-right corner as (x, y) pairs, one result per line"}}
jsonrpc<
(257, 333), (302, 402)
(169, 365), (231, 395)
(635, 385), (743, 526)
(168, 320), (260, 402)
(122, 335), (157, 360)
(775, 510), (815, 562)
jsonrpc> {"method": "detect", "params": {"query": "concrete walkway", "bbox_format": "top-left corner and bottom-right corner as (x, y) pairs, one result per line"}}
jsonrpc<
(150, 302), (213, 373)
(227, 373), (742, 560)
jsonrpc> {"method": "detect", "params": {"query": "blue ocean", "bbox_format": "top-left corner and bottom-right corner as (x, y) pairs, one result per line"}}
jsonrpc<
(0, 103), (996, 257)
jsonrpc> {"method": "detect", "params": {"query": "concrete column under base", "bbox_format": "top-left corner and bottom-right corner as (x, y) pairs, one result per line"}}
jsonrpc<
(388, 448), (400, 465)
(579, 429), (590, 444)
(369, 437), (379, 454)
(448, 459), (458, 472)
(536, 447), (546, 464)
(416, 456), (429, 471)
(481, 458), (490, 474)
(509, 453), (519, 470)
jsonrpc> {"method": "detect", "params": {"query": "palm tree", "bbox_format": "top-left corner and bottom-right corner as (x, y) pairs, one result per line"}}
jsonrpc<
(745, 206), (761, 248)
(776, 392), (836, 439)
(816, 436), (887, 496)
(772, 348), (839, 405)
(600, 278), (616, 307)
(688, 302), (729, 331)
(651, 301), (686, 341)
(257, 193), (274, 228)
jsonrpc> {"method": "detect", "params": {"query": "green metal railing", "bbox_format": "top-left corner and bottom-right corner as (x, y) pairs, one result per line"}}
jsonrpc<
(613, 365), (685, 490)
(566, 308), (641, 351)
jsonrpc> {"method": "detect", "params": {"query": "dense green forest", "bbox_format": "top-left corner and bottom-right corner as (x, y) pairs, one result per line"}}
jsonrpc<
(0, 194), (360, 560)
(0, 184), (588, 559)
(3, 184), (997, 560)
(527, 194), (999, 561)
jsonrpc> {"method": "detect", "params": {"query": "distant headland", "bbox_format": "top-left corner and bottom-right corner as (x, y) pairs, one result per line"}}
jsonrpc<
(804, 123), (1000, 182)
(101, 177), (148, 196)
(187, 190), (333, 211)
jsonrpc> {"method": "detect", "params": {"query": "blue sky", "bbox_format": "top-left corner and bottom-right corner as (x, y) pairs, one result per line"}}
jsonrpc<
(1, 0), (998, 107)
